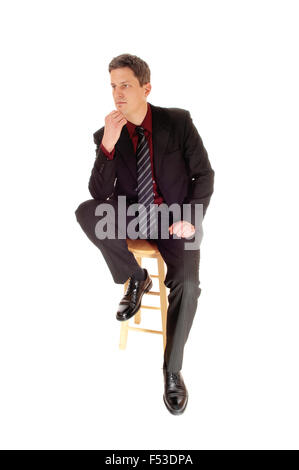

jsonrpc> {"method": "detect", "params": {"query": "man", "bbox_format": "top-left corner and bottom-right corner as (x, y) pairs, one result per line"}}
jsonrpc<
(75, 53), (214, 415)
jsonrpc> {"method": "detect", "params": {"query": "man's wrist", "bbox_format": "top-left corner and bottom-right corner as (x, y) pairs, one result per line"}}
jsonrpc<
(101, 141), (115, 153)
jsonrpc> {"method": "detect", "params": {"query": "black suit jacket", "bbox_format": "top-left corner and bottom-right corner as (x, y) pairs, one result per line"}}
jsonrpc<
(89, 102), (214, 226)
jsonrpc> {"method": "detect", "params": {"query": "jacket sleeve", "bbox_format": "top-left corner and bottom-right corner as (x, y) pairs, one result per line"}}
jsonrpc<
(88, 127), (117, 200)
(100, 142), (115, 159)
(181, 111), (215, 226)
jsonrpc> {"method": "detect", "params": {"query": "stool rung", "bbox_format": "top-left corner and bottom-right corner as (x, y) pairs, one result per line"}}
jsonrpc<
(119, 242), (168, 352)
(128, 326), (163, 335)
(140, 305), (161, 310)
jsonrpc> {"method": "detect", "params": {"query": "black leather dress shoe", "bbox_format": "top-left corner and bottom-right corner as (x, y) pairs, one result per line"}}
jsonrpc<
(116, 269), (153, 321)
(163, 367), (188, 415)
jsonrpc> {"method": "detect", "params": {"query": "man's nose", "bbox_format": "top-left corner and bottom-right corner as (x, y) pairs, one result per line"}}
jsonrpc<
(114, 88), (124, 96)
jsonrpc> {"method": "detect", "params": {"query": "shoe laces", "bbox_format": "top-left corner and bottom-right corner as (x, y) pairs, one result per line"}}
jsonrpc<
(125, 277), (135, 295)
(167, 372), (181, 385)
(166, 372), (186, 396)
(124, 277), (140, 303)
(170, 372), (178, 380)
(125, 275), (140, 292)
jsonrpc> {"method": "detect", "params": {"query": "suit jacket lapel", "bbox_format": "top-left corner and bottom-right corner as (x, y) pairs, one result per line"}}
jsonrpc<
(151, 103), (171, 178)
(116, 102), (171, 181)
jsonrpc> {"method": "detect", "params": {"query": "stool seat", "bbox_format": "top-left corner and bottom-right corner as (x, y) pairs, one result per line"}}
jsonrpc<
(126, 238), (160, 258)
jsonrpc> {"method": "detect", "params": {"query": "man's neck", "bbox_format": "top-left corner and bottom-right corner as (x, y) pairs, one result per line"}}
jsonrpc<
(126, 102), (148, 125)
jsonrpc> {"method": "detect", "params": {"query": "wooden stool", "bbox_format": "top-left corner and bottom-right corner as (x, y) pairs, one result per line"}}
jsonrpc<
(119, 239), (169, 352)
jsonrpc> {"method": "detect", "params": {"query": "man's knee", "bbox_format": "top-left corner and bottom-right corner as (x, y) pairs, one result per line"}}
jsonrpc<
(165, 268), (200, 297)
(182, 278), (201, 298)
(75, 199), (99, 224)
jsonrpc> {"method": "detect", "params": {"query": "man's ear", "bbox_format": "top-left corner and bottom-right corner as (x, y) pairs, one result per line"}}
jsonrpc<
(144, 82), (151, 97)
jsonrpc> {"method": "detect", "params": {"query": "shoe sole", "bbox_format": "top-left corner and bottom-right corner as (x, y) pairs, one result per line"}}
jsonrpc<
(163, 393), (188, 416)
(116, 278), (153, 322)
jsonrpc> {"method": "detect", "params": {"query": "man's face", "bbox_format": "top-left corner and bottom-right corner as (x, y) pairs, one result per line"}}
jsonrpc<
(110, 67), (151, 117)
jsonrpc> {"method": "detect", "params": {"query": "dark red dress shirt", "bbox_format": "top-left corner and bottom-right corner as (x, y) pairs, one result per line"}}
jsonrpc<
(100, 102), (164, 205)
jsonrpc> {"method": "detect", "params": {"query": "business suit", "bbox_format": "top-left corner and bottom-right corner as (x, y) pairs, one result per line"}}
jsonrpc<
(75, 102), (214, 372)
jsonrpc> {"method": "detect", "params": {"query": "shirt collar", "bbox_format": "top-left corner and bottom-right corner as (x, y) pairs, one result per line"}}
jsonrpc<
(126, 102), (152, 139)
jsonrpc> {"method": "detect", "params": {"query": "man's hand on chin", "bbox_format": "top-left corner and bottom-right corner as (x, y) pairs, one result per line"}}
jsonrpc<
(169, 221), (195, 238)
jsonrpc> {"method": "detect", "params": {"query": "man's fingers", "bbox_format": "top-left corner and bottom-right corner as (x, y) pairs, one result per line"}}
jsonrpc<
(173, 225), (183, 237)
(108, 110), (120, 117)
(113, 115), (126, 123)
(108, 110), (122, 119)
(169, 221), (195, 238)
(170, 221), (195, 238)
(182, 230), (193, 238)
(111, 111), (122, 119)
(172, 221), (182, 236)
(113, 113), (127, 124)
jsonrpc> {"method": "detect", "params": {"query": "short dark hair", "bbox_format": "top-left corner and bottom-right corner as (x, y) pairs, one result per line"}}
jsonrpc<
(108, 53), (150, 87)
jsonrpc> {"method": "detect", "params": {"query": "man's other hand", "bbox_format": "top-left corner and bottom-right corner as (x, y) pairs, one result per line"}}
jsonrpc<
(169, 221), (195, 238)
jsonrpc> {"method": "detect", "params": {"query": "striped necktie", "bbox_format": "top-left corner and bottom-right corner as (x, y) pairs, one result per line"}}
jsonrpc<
(135, 126), (158, 238)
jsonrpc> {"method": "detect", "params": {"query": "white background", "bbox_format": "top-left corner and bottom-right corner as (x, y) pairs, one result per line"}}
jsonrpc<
(0, 0), (298, 450)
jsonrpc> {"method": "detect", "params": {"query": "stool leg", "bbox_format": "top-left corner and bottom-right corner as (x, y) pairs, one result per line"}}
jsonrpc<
(134, 255), (142, 325)
(119, 279), (129, 349)
(157, 255), (168, 351)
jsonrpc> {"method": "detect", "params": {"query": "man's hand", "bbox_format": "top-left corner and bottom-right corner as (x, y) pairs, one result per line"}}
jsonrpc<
(169, 220), (195, 238)
(102, 110), (128, 152)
